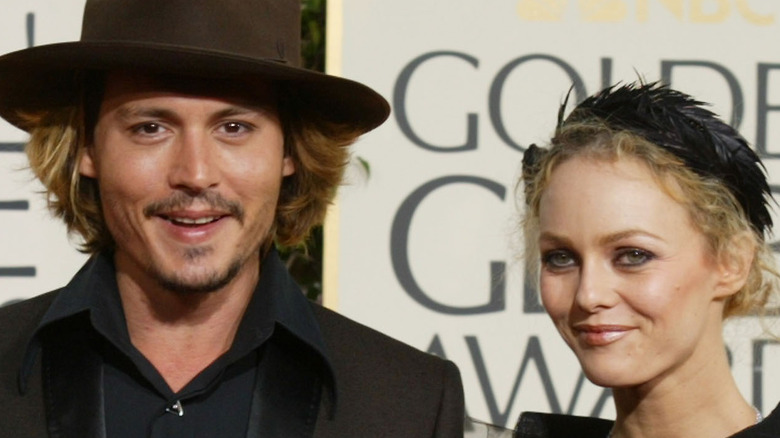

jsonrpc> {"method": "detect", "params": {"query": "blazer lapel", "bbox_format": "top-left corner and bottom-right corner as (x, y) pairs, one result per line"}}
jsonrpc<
(41, 323), (106, 438)
(246, 336), (323, 438)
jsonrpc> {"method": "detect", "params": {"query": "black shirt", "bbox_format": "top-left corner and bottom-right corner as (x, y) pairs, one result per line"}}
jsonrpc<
(20, 249), (336, 437)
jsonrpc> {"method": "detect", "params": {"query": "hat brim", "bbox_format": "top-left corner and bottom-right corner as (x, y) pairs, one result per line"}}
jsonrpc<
(0, 42), (390, 133)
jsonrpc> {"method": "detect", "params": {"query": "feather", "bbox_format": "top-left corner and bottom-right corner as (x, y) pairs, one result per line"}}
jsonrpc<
(547, 82), (773, 236)
(521, 143), (547, 205)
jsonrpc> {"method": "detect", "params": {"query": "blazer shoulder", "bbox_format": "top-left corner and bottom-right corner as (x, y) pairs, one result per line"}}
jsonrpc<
(0, 291), (59, 342)
(0, 290), (60, 378)
(310, 302), (452, 367)
(310, 303), (464, 438)
(0, 291), (59, 426)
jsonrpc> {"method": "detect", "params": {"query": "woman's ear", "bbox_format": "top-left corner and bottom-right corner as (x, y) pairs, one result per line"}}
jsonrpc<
(282, 155), (295, 177)
(78, 146), (97, 178)
(713, 232), (755, 298)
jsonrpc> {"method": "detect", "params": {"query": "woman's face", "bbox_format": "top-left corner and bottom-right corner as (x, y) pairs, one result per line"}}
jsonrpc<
(537, 156), (732, 389)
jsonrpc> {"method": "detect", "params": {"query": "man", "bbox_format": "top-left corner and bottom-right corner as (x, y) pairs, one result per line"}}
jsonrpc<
(0, 1), (464, 437)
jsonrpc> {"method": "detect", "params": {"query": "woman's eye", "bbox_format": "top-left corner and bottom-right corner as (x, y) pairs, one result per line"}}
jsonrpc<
(615, 248), (654, 267)
(542, 250), (577, 270)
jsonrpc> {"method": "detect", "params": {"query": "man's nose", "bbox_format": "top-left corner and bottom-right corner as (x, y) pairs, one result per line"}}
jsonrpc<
(168, 132), (219, 193)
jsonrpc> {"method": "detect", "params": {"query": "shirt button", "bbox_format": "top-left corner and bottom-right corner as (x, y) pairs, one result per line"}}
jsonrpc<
(165, 400), (184, 417)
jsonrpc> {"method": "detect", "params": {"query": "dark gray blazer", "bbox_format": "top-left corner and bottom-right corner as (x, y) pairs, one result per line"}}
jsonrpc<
(0, 292), (464, 438)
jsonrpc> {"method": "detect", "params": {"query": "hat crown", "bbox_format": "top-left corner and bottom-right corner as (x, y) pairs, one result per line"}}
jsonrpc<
(0, 0), (390, 134)
(81, 0), (301, 67)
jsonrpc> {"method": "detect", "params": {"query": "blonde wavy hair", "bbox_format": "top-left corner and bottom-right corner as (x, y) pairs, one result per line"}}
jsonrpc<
(21, 80), (363, 254)
(521, 121), (779, 318)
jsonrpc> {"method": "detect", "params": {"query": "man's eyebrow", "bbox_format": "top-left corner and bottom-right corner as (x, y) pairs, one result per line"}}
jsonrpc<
(115, 104), (273, 122)
(115, 105), (176, 121)
(212, 105), (272, 119)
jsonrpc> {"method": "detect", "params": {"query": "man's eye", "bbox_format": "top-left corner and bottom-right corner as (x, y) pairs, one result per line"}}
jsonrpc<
(542, 250), (577, 270)
(615, 248), (654, 267)
(132, 123), (163, 135)
(221, 122), (251, 134)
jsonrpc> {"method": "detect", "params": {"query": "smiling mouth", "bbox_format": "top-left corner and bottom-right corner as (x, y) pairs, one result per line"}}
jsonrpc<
(573, 325), (634, 347)
(162, 215), (225, 226)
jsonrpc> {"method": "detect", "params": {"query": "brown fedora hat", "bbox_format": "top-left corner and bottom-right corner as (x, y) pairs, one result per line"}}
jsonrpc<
(0, 0), (389, 133)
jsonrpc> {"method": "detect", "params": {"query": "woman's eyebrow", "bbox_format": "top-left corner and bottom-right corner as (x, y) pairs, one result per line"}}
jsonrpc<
(598, 229), (664, 246)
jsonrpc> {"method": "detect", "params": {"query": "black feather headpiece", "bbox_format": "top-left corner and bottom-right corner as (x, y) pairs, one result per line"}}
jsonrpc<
(525, 82), (774, 237)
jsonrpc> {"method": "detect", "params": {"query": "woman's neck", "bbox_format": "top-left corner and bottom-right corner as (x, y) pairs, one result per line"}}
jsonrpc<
(609, 344), (757, 438)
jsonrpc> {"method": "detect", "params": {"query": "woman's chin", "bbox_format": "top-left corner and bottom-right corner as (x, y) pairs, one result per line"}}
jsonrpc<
(579, 361), (641, 389)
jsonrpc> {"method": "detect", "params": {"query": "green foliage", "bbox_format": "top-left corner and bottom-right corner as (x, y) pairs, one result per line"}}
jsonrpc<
(280, 0), (372, 302)
(301, 0), (326, 72)
(278, 226), (324, 301)
(279, 0), (327, 302)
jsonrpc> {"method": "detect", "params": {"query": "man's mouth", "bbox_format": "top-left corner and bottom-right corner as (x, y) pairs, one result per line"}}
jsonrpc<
(144, 191), (244, 224)
(162, 215), (225, 226)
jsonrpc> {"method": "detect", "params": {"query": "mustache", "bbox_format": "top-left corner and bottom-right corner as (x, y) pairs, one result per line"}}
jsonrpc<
(143, 191), (244, 223)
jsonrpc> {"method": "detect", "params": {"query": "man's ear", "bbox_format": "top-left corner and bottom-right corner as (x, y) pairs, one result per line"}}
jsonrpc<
(713, 232), (756, 299)
(78, 146), (97, 178)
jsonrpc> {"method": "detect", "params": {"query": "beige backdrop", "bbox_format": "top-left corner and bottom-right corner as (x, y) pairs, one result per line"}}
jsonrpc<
(0, 0), (778, 429)
(326, 0), (780, 426)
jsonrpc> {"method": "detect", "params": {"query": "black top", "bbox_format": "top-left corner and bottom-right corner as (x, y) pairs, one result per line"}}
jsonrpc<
(514, 412), (612, 438)
(18, 249), (336, 438)
(515, 402), (780, 438)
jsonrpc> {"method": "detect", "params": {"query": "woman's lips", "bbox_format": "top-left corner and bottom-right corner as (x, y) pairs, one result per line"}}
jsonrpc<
(573, 324), (635, 346)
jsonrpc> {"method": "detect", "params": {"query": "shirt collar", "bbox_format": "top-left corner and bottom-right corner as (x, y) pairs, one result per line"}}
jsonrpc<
(237, 248), (338, 406)
(19, 248), (337, 407)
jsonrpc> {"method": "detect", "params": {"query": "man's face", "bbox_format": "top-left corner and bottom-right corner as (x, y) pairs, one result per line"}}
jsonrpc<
(79, 72), (294, 294)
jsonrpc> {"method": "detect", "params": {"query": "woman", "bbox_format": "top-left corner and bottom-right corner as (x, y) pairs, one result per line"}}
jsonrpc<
(516, 82), (780, 438)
